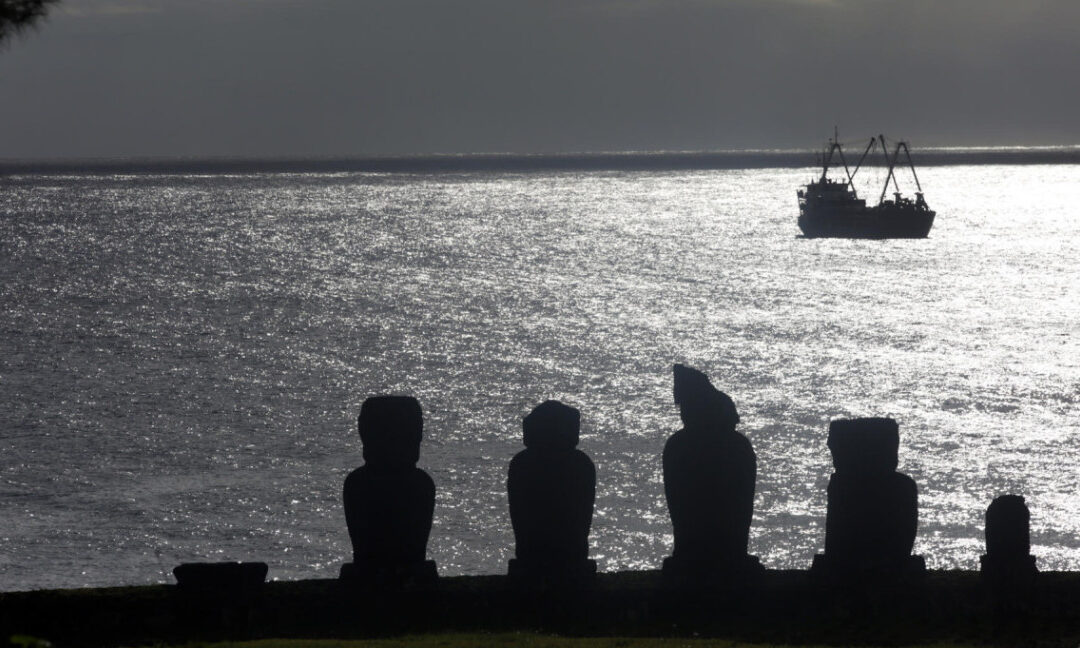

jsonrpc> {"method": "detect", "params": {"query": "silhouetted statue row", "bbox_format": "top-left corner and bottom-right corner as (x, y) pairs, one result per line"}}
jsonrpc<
(339, 365), (1038, 589)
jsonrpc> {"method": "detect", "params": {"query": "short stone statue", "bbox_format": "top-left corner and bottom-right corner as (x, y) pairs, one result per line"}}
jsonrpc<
(981, 494), (1037, 583)
(341, 395), (437, 585)
(662, 364), (761, 586)
(812, 417), (924, 578)
(507, 400), (597, 586)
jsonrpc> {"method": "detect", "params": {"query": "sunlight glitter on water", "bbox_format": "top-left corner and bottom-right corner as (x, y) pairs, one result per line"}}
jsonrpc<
(0, 166), (1078, 588)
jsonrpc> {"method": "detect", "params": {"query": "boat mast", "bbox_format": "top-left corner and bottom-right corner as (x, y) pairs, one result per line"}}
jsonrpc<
(900, 141), (924, 193)
(819, 138), (835, 183)
(850, 137), (878, 180)
(877, 134), (903, 205)
(835, 144), (858, 200)
(820, 128), (860, 199)
(890, 143), (903, 195)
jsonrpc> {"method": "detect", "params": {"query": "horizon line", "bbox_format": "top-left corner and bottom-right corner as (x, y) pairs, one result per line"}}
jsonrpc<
(3, 145), (1080, 175)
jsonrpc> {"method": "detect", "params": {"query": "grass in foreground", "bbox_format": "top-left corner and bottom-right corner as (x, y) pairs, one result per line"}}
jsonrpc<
(161, 634), (981, 648)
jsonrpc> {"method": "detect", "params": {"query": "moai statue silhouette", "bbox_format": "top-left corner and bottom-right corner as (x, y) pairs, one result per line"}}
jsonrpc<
(662, 364), (761, 587)
(812, 417), (924, 580)
(341, 395), (437, 586)
(981, 494), (1037, 584)
(507, 400), (597, 587)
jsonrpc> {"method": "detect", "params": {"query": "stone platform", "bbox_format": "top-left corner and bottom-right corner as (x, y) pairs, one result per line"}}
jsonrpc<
(2, 570), (1079, 647)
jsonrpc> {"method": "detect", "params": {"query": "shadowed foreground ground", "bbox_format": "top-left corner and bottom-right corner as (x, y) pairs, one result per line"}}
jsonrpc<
(2, 570), (1079, 647)
(122, 636), (989, 648)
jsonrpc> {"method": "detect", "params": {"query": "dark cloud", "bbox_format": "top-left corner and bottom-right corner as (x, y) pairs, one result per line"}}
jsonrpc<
(0, 0), (1077, 157)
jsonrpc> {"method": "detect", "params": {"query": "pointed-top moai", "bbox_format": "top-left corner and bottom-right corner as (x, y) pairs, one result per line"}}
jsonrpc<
(812, 417), (924, 580)
(341, 395), (437, 586)
(981, 494), (1037, 585)
(507, 400), (597, 587)
(662, 364), (761, 586)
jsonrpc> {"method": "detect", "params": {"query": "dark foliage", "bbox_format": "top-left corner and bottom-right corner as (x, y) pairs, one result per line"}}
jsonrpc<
(0, 0), (57, 44)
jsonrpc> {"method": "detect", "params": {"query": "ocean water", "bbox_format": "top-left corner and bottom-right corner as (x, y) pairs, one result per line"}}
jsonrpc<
(1, 164), (1078, 591)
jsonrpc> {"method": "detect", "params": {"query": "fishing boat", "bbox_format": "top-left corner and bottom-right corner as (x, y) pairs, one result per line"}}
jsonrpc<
(797, 132), (935, 238)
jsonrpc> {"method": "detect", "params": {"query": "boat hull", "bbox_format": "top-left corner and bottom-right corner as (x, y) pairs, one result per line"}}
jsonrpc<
(798, 207), (935, 239)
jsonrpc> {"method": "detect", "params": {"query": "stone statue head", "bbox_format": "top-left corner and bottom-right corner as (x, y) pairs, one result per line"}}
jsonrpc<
(358, 395), (423, 468)
(523, 400), (580, 451)
(985, 494), (1031, 557)
(827, 418), (899, 475)
(673, 364), (739, 432)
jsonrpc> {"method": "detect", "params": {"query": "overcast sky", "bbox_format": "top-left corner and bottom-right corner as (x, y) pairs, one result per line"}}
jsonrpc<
(1, 0), (1078, 159)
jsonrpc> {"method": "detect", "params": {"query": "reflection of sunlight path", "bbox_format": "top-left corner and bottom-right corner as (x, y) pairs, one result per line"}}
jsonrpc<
(1, 165), (1079, 588)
